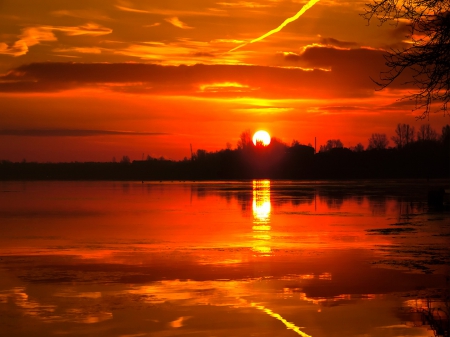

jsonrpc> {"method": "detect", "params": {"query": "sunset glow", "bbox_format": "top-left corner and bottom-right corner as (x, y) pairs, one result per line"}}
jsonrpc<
(0, 0), (447, 162)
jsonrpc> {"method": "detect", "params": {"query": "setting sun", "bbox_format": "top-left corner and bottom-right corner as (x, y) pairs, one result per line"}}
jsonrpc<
(253, 130), (271, 146)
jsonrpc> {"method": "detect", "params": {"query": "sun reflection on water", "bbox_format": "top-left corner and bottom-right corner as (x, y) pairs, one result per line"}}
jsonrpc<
(252, 180), (272, 256)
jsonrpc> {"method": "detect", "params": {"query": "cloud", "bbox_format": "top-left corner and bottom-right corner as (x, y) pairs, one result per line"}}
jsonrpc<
(51, 10), (112, 21)
(192, 52), (215, 58)
(0, 23), (112, 57)
(115, 5), (151, 14)
(144, 23), (161, 28)
(0, 129), (170, 137)
(0, 62), (328, 97)
(217, 2), (273, 8)
(165, 17), (193, 29)
(113, 39), (219, 64)
(0, 27), (56, 57)
(47, 23), (113, 36)
(210, 39), (245, 44)
(0, 46), (408, 98)
(114, 0), (218, 17)
(319, 37), (359, 49)
(280, 45), (386, 74)
(53, 47), (104, 54)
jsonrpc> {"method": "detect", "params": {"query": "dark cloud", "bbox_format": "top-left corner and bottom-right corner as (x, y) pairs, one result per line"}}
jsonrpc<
(191, 52), (215, 57)
(294, 46), (385, 73)
(0, 62), (331, 97)
(319, 37), (359, 48)
(390, 22), (411, 41)
(0, 47), (415, 98)
(282, 52), (302, 62)
(0, 129), (170, 137)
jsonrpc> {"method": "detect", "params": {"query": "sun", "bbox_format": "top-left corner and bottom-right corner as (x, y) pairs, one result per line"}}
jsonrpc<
(253, 130), (271, 146)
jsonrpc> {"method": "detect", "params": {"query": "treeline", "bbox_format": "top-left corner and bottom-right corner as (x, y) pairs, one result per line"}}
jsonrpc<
(1, 124), (449, 181)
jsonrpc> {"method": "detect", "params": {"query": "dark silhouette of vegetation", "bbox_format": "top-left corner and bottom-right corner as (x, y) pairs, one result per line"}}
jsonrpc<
(1, 124), (449, 181)
(319, 139), (343, 152)
(418, 123), (439, 141)
(368, 133), (389, 150)
(392, 123), (415, 149)
(362, 0), (450, 118)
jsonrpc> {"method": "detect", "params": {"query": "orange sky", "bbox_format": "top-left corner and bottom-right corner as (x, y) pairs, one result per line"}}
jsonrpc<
(0, 0), (448, 162)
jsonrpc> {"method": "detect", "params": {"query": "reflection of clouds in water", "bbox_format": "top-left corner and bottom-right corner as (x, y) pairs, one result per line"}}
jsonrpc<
(0, 287), (112, 324)
(0, 277), (411, 336)
(3, 287), (56, 321)
(170, 316), (191, 328)
(110, 277), (375, 310)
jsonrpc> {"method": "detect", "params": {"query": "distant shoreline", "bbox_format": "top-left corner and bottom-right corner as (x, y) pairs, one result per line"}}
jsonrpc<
(1, 142), (449, 181)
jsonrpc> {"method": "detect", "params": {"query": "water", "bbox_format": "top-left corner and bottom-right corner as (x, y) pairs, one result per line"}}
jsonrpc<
(0, 180), (449, 337)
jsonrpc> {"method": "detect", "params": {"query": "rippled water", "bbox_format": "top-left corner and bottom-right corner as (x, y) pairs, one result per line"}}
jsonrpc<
(0, 180), (449, 337)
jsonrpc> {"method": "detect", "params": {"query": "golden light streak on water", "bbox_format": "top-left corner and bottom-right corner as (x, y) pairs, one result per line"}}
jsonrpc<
(229, 0), (321, 52)
(252, 180), (271, 224)
(252, 180), (272, 255)
(251, 303), (312, 337)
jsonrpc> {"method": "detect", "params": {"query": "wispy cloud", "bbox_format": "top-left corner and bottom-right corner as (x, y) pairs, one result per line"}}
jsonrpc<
(143, 23), (161, 28)
(217, 2), (273, 8)
(115, 5), (151, 14)
(51, 10), (112, 21)
(0, 23), (112, 57)
(113, 40), (229, 65)
(53, 47), (104, 54)
(165, 17), (193, 29)
(0, 27), (56, 57)
(45, 23), (112, 37)
(0, 129), (170, 137)
(113, 1), (226, 17)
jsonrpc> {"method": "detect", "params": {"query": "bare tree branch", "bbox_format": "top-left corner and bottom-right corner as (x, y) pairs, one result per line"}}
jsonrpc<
(362, 0), (450, 119)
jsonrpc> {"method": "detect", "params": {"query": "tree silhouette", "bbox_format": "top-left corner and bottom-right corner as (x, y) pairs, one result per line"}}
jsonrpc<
(368, 133), (389, 150)
(120, 155), (131, 164)
(417, 124), (439, 141)
(319, 139), (343, 152)
(237, 129), (253, 149)
(392, 123), (415, 148)
(350, 143), (365, 152)
(362, 0), (450, 118)
(442, 125), (450, 144)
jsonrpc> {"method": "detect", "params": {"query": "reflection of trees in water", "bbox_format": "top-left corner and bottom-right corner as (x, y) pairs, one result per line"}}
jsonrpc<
(275, 188), (315, 208)
(420, 298), (449, 337)
(402, 287), (450, 337)
(397, 198), (426, 218)
(291, 196), (314, 207)
(189, 181), (439, 216)
(236, 191), (252, 212)
(355, 195), (364, 206)
(367, 195), (388, 215)
(194, 186), (207, 199)
(318, 191), (345, 210)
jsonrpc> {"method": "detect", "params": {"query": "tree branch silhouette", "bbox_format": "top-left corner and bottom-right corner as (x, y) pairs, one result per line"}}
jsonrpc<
(362, 0), (450, 119)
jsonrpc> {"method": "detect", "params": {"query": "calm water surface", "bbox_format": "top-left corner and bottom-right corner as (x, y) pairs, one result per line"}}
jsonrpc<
(0, 180), (449, 337)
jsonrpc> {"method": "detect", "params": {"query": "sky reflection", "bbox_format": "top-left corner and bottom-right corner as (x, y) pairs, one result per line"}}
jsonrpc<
(0, 180), (449, 336)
